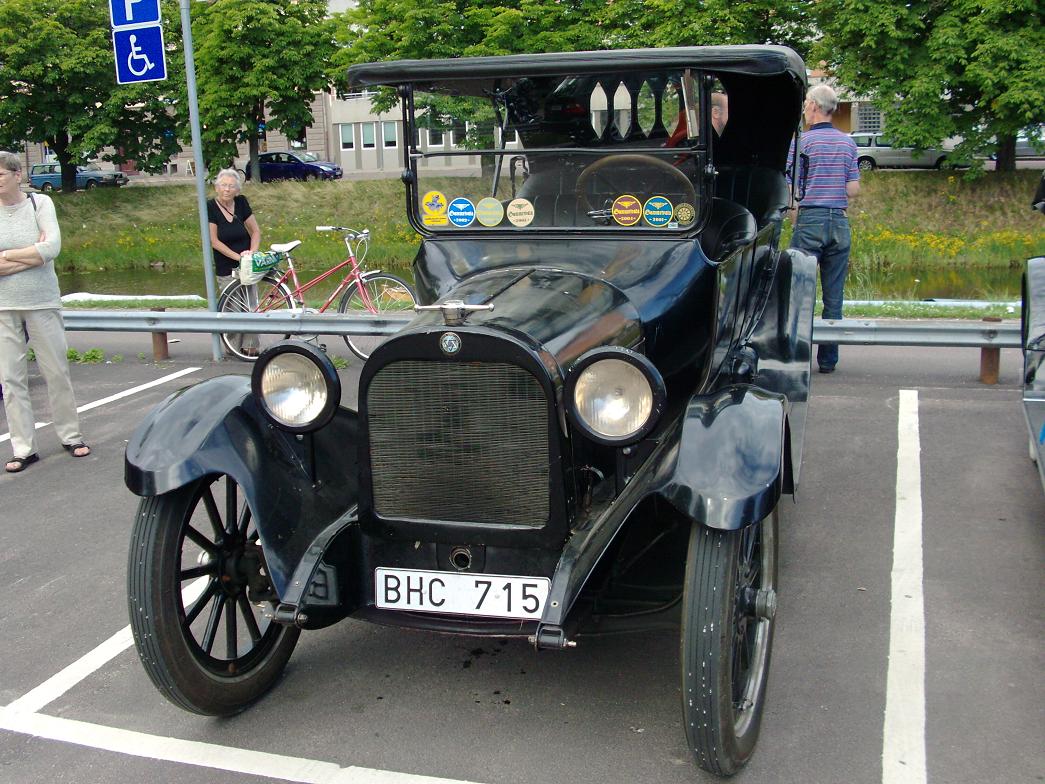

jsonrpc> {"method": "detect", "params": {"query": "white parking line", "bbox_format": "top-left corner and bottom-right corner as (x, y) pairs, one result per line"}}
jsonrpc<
(0, 711), (484, 784)
(882, 389), (927, 783)
(0, 367), (200, 444)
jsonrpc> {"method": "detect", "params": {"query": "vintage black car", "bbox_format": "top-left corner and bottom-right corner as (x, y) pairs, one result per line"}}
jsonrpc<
(125, 45), (814, 776)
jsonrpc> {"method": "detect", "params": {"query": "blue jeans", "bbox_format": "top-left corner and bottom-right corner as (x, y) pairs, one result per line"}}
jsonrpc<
(790, 207), (851, 369)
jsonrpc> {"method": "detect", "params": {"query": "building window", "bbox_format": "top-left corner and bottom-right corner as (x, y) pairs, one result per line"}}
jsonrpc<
(361, 123), (376, 149)
(428, 128), (444, 147)
(857, 104), (883, 133)
(340, 124), (354, 150)
(383, 121), (397, 148)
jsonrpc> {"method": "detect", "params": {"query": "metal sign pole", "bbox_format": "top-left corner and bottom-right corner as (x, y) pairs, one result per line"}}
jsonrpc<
(179, 0), (222, 362)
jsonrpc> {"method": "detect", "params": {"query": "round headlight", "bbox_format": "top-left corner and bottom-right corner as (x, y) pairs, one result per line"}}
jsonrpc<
(567, 349), (665, 444)
(251, 342), (340, 432)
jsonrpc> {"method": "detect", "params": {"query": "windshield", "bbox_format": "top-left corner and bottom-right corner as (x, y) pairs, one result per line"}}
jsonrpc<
(298, 152), (319, 162)
(408, 68), (707, 233)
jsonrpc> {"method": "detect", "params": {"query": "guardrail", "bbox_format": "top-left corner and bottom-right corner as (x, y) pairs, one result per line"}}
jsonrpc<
(60, 310), (1022, 347)
(59, 310), (1021, 384)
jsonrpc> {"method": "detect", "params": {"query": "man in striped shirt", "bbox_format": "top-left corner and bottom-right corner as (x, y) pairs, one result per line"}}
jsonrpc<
(787, 84), (860, 374)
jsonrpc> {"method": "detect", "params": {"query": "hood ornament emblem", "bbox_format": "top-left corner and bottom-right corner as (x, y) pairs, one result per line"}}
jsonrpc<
(414, 299), (494, 326)
(439, 332), (462, 355)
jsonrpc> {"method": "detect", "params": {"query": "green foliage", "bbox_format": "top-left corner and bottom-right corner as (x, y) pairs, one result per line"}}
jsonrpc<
(26, 348), (36, 362)
(330, 355), (349, 370)
(80, 347), (105, 363)
(66, 347), (81, 362)
(597, 0), (812, 55)
(192, 0), (337, 175)
(111, 354), (124, 363)
(0, 0), (182, 186)
(814, 0), (1045, 170)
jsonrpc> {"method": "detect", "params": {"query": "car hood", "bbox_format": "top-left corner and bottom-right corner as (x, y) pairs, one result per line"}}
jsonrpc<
(407, 267), (643, 372)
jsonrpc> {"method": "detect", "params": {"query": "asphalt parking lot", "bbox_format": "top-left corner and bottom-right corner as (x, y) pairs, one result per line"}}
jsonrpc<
(0, 332), (1042, 784)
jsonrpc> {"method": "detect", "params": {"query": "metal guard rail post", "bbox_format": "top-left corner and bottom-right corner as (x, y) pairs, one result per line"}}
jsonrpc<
(60, 311), (1022, 348)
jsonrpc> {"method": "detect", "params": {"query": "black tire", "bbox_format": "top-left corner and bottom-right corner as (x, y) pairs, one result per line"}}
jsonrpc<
(857, 157), (876, 171)
(127, 475), (300, 716)
(681, 508), (778, 776)
(337, 273), (416, 360)
(41, 182), (53, 193)
(85, 179), (97, 190)
(217, 273), (295, 361)
(934, 156), (948, 170)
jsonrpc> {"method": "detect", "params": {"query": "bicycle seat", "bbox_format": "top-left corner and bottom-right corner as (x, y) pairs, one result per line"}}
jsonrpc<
(270, 240), (301, 253)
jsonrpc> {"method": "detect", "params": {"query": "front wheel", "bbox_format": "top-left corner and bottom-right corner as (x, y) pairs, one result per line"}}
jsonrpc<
(85, 179), (97, 190)
(681, 508), (778, 775)
(41, 182), (54, 193)
(337, 273), (417, 360)
(217, 273), (295, 361)
(857, 157), (876, 171)
(127, 475), (300, 716)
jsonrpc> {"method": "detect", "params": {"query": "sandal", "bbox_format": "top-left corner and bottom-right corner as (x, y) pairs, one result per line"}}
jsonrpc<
(62, 442), (91, 458)
(5, 454), (39, 473)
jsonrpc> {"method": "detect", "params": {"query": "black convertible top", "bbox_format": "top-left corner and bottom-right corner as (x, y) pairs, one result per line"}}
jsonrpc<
(348, 45), (806, 91)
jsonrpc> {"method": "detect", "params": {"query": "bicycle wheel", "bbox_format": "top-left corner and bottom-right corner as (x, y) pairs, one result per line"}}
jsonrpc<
(337, 273), (416, 360)
(218, 273), (295, 362)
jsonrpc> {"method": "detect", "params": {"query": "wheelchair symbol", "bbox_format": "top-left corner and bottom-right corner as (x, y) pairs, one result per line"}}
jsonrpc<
(126, 34), (156, 77)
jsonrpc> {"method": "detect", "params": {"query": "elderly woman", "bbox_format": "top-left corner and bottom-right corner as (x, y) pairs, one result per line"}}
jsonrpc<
(0, 151), (89, 473)
(207, 167), (260, 291)
(207, 167), (261, 357)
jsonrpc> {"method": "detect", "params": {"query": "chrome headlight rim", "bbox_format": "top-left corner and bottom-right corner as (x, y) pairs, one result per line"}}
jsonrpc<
(250, 341), (341, 433)
(565, 347), (666, 446)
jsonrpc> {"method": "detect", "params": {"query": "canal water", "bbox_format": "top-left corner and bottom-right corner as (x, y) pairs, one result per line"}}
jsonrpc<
(56, 263), (1023, 301)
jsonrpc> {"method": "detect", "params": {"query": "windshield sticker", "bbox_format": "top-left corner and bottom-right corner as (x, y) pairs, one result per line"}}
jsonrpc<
(506, 198), (535, 227)
(421, 190), (447, 216)
(475, 197), (504, 227)
(611, 195), (642, 226)
(673, 202), (696, 226)
(643, 196), (674, 227)
(421, 190), (449, 226)
(448, 197), (476, 227)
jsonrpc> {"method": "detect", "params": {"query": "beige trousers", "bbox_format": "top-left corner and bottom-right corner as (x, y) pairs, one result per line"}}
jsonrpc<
(0, 309), (83, 458)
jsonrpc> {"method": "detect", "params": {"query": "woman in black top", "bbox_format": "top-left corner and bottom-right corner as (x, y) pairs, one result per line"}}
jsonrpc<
(207, 168), (260, 288)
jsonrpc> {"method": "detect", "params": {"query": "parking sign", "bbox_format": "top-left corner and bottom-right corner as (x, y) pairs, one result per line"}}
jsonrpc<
(110, 0), (161, 29)
(113, 25), (167, 85)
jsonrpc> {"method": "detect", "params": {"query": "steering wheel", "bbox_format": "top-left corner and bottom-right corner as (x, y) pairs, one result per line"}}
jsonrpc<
(575, 153), (698, 217)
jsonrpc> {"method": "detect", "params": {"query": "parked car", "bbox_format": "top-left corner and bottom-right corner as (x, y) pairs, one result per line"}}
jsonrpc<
(125, 45), (815, 777)
(28, 162), (127, 191)
(243, 151), (343, 182)
(1015, 126), (1044, 160)
(850, 132), (950, 170)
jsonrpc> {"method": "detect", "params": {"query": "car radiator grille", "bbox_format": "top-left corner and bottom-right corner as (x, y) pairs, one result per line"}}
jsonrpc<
(367, 360), (550, 526)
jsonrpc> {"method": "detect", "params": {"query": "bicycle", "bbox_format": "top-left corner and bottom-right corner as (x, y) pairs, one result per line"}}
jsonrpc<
(217, 227), (417, 362)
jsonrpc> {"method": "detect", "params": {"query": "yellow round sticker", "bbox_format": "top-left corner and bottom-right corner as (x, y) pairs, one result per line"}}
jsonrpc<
(421, 190), (447, 216)
(506, 198), (535, 227)
(673, 202), (696, 226)
(611, 195), (642, 226)
(475, 197), (505, 227)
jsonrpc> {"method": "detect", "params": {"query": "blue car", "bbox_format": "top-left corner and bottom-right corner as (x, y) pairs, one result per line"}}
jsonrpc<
(29, 162), (127, 191)
(246, 151), (343, 182)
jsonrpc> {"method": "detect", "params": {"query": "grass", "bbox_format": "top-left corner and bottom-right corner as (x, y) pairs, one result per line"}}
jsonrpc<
(47, 169), (1044, 307)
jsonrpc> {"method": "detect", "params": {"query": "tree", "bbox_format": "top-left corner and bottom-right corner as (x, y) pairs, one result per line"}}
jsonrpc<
(192, 0), (337, 180)
(595, 0), (812, 57)
(0, 0), (182, 192)
(814, 0), (1045, 171)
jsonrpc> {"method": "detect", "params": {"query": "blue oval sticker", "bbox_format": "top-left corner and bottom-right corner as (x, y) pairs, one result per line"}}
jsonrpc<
(448, 197), (476, 227)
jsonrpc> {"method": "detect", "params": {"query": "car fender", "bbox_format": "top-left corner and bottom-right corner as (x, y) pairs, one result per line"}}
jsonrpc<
(125, 375), (361, 598)
(653, 385), (787, 531)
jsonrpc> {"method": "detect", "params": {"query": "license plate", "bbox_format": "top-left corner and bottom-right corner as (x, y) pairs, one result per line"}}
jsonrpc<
(375, 568), (550, 620)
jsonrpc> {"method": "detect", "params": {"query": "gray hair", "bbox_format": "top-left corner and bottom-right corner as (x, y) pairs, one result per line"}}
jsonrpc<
(213, 167), (242, 190)
(807, 85), (839, 115)
(0, 151), (23, 174)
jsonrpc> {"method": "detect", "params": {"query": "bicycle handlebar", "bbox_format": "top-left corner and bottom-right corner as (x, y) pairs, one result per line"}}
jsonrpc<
(316, 226), (370, 241)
